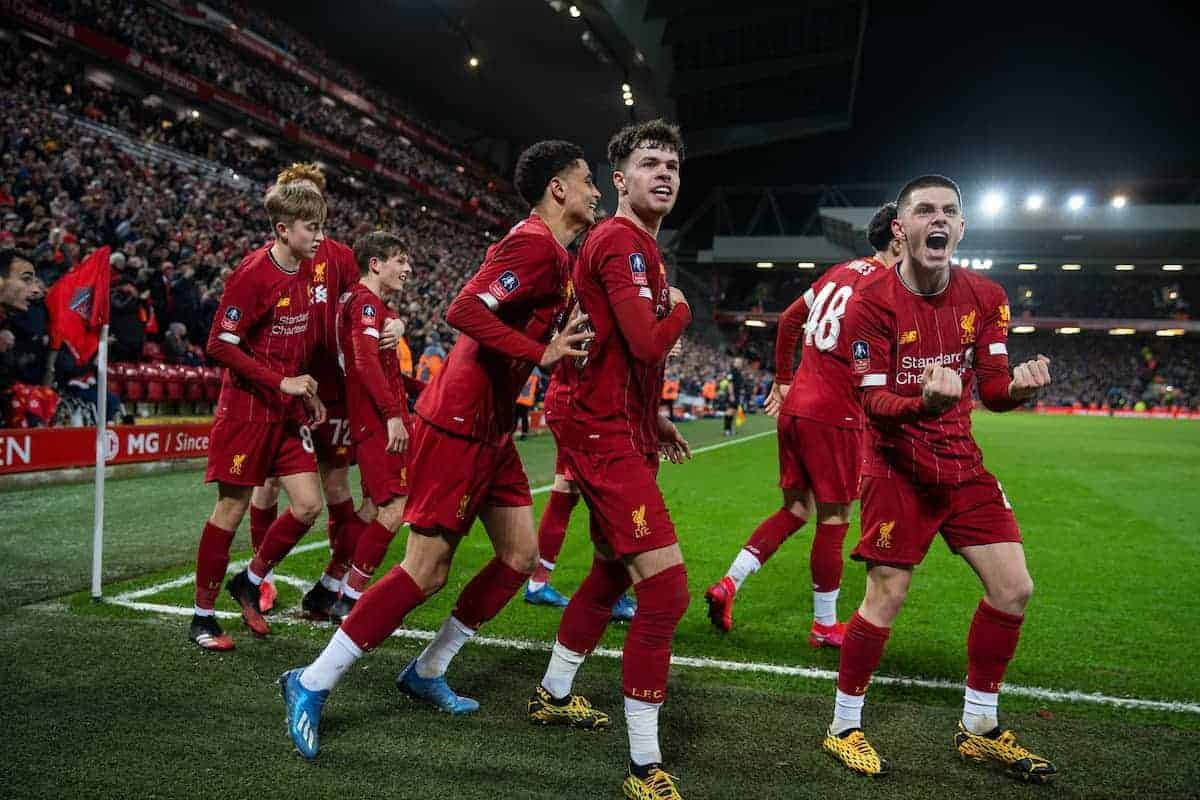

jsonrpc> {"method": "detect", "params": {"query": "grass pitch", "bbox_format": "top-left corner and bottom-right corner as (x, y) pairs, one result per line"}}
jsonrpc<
(2, 412), (1198, 798)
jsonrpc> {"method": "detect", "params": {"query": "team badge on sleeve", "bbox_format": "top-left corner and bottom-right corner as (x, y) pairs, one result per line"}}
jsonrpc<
(220, 306), (242, 331)
(629, 253), (648, 286)
(488, 270), (520, 300)
(852, 340), (870, 373)
(361, 303), (377, 326)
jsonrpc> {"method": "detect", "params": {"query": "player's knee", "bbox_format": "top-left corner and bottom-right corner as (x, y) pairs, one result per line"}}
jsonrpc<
(290, 499), (323, 526)
(995, 574), (1034, 612)
(498, 545), (537, 576)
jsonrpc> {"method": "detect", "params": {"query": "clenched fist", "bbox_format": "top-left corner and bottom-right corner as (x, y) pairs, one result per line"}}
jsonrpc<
(921, 364), (962, 414)
(1009, 354), (1052, 402)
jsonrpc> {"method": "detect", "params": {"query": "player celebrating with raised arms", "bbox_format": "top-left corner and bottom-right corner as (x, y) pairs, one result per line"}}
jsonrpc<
(279, 139), (598, 759)
(821, 175), (1056, 783)
(705, 203), (902, 643)
(189, 176), (328, 650)
(528, 119), (693, 800)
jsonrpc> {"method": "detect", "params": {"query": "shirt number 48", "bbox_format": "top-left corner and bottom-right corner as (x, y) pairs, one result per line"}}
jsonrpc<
(804, 283), (854, 352)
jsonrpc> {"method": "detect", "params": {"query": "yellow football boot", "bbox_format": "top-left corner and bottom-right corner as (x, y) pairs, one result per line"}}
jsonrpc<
(823, 727), (889, 777)
(527, 685), (610, 729)
(622, 764), (683, 799)
(955, 723), (1057, 784)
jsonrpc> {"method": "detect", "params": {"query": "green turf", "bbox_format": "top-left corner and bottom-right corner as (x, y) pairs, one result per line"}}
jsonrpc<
(3, 412), (1199, 798)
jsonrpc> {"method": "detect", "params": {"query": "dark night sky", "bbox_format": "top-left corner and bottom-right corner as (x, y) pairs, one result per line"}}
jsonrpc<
(680, 1), (1200, 207)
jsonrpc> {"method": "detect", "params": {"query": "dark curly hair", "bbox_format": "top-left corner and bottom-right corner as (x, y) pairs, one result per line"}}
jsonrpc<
(867, 202), (898, 252)
(513, 140), (586, 207)
(606, 119), (684, 170)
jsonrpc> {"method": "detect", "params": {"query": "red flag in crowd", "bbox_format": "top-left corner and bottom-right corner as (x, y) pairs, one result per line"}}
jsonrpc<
(47, 246), (112, 363)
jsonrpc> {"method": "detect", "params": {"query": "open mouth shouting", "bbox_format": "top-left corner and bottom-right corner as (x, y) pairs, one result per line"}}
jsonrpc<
(925, 231), (949, 259)
(651, 185), (674, 202)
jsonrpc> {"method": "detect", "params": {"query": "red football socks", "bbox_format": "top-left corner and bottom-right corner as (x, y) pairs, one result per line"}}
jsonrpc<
(744, 508), (805, 565)
(345, 519), (397, 594)
(622, 564), (690, 702)
(810, 522), (849, 592)
(327, 499), (365, 576)
(533, 490), (580, 582)
(339, 565), (425, 651)
(557, 556), (632, 654)
(452, 557), (529, 630)
(195, 521), (236, 610)
(836, 611), (892, 695)
(249, 503), (277, 554)
(966, 599), (1024, 693)
(249, 509), (311, 576)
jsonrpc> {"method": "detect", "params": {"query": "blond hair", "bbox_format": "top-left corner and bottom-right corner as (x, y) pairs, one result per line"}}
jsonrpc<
(275, 162), (327, 193)
(264, 178), (327, 228)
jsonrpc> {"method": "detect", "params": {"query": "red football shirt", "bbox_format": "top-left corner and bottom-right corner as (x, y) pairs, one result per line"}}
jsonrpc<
(207, 245), (313, 423)
(545, 216), (691, 455)
(416, 213), (571, 443)
(847, 266), (1014, 485)
(776, 257), (888, 429)
(336, 282), (408, 443)
(303, 238), (359, 405)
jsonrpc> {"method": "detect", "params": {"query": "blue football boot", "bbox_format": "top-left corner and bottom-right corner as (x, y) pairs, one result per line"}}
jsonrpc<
(279, 668), (329, 760)
(395, 658), (480, 715)
(525, 582), (570, 608)
(611, 593), (637, 622)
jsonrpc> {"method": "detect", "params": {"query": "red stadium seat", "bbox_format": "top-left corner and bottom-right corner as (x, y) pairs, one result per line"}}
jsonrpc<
(165, 365), (187, 402)
(141, 363), (166, 404)
(184, 367), (206, 402)
(106, 365), (124, 398)
(119, 363), (145, 402)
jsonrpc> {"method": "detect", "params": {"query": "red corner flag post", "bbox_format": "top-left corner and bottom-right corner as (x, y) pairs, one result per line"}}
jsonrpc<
(48, 247), (114, 599)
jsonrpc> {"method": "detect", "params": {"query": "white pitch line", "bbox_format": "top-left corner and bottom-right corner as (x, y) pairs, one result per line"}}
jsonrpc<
(102, 595), (1200, 715)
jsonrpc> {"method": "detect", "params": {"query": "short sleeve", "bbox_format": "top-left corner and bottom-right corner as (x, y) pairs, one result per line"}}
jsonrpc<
(845, 293), (893, 390)
(466, 233), (560, 311)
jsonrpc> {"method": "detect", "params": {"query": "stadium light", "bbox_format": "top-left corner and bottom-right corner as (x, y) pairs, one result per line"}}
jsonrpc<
(1055, 327), (1081, 334)
(1108, 328), (1136, 336)
(1024, 193), (1044, 211)
(1018, 263), (1038, 271)
(1111, 194), (1128, 209)
(797, 262), (816, 269)
(755, 261), (774, 269)
(1011, 325), (1036, 334)
(568, 4), (581, 17)
(1156, 329), (1185, 337)
(1114, 264), (1135, 271)
(1067, 194), (1086, 211)
(624, 97), (635, 107)
(1163, 264), (1183, 271)
(190, 109), (200, 119)
(621, 83), (631, 92)
(1061, 263), (1082, 271)
(468, 55), (480, 69)
(744, 319), (767, 328)
(981, 191), (1005, 217)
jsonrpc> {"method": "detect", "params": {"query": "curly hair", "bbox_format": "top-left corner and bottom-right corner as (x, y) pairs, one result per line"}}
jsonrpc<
(606, 119), (684, 170)
(275, 162), (327, 193)
(867, 202), (898, 252)
(513, 140), (586, 206)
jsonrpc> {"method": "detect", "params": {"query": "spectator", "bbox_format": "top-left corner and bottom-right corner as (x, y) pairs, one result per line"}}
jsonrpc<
(109, 271), (146, 362)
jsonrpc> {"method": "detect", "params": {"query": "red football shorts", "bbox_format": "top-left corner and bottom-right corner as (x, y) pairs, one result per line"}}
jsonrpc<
(356, 427), (411, 507)
(403, 417), (532, 536)
(556, 445), (677, 557)
(853, 470), (1022, 567)
(313, 402), (354, 469)
(204, 416), (317, 486)
(554, 448), (576, 483)
(777, 415), (862, 504)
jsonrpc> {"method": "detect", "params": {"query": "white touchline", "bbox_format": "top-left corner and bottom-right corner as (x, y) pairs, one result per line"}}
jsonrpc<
(105, 594), (1200, 715)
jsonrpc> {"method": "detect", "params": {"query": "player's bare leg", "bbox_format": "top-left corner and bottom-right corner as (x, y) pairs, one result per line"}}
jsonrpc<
(404, 504), (536, 712)
(191, 483), (252, 650)
(525, 473), (580, 608)
(229, 471), (323, 636)
(954, 542), (1055, 782)
(706, 488), (810, 632)
(250, 480), (281, 612)
(809, 502), (852, 647)
(281, 528), (458, 758)
(823, 562), (910, 776)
